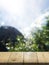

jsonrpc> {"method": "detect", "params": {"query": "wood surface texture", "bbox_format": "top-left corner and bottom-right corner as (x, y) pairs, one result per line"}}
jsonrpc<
(0, 52), (49, 65)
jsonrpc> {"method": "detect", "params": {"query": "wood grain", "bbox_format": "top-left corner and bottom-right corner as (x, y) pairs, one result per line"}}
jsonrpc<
(23, 52), (38, 63)
(43, 52), (49, 63)
(0, 52), (49, 63)
(8, 52), (23, 63)
(0, 52), (11, 63)
(37, 52), (46, 63)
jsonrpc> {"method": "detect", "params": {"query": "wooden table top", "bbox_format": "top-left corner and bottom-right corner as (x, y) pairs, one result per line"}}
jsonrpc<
(0, 52), (49, 63)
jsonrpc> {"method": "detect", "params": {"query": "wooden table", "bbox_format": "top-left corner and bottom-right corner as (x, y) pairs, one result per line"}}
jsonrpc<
(0, 52), (49, 65)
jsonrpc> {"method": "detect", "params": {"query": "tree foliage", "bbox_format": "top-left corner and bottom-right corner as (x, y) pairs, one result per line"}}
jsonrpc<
(31, 16), (49, 51)
(0, 16), (49, 51)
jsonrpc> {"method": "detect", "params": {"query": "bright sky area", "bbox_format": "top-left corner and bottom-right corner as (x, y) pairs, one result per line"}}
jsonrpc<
(0, 0), (49, 37)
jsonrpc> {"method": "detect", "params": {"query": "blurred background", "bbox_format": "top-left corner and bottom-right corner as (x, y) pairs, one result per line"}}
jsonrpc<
(0, 0), (49, 51)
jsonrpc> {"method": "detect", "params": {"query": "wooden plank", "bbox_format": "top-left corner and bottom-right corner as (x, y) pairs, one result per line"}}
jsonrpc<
(0, 52), (11, 63)
(8, 52), (23, 63)
(0, 52), (49, 64)
(43, 52), (49, 63)
(37, 52), (46, 63)
(23, 52), (38, 63)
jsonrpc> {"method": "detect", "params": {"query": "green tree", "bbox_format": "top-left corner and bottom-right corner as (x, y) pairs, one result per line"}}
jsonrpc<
(31, 16), (49, 51)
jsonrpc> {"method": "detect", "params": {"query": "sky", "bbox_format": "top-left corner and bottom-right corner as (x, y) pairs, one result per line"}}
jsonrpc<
(0, 0), (49, 37)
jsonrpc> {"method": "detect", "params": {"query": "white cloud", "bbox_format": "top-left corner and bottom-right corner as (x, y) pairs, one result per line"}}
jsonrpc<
(0, 0), (49, 37)
(1, 21), (5, 25)
(0, 0), (24, 15)
(28, 11), (49, 33)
